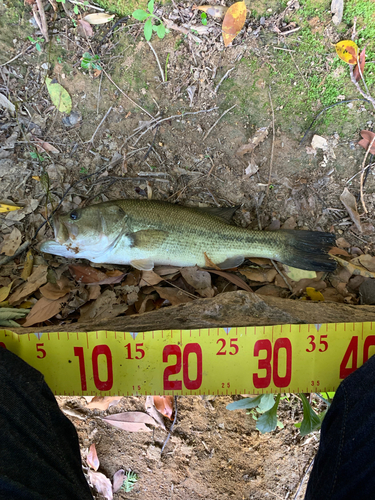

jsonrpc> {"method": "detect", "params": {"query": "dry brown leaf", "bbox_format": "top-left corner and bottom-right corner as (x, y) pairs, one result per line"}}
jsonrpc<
(145, 396), (166, 429)
(203, 252), (221, 270)
(340, 187), (362, 232)
(0, 227), (22, 256)
(336, 237), (351, 249)
(153, 395), (174, 420)
(86, 396), (122, 410)
(78, 18), (94, 36)
(102, 412), (158, 432)
(192, 4), (228, 18)
(329, 247), (350, 257)
(154, 286), (194, 305)
(9, 265), (48, 305)
(69, 265), (124, 285)
(333, 255), (375, 279)
(222, 0), (247, 46)
(247, 257), (272, 267)
(139, 270), (163, 287)
(358, 130), (375, 154)
(353, 47), (366, 82)
(281, 217), (297, 230)
(34, 138), (59, 154)
(322, 287), (345, 303)
(359, 254), (375, 272)
(21, 250), (34, 280)
(181, 267), (214, 297)
(255, 284), (284, 297)
(236, 126), (268, 157)
(239, 268), (277, 283)
(88, 284), (101, 300)
(205, 269), (253, 293)
(292, 279), (326, 295)
(113, 469), (125, 493)
(87, 443), (100, 471)
(40, 276), (72, 300)
(84, 12), (115, 24)
(87, 470), (113, 500)
(79, 289), (127, 322)
(23, 294), (69, 327)
(153, 265), (181, 276)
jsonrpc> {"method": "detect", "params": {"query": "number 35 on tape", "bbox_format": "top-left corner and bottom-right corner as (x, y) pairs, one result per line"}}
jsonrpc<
(0, 322), (374, 396)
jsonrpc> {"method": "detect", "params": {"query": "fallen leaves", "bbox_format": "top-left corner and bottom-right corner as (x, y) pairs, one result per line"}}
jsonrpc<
(84, 12), (115, 24)
(358, 130), (375, 154)
(153, 395), (174, 420)
(192, 4), (228, 19)
(69, 265), (125, 285)
(9, 265), (48, 306)
(236, 126), (269, 157)
(335, 40), (358, 64)
(0, 202), (21, 213)
(102, 411), (158, 432)
(23, 294), (69, 327)
(0, 227), (22, 256)
(340, 187), (363, 233)
(45, 77), (72, 114)
(86, 396), (122, 410)
(222, 0), (247, 47)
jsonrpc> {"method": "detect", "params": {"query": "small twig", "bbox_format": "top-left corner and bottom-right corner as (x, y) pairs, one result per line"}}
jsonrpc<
(161, 396), (178, 453)
(273, 46), (295, 52)
(35, 0), (49, 41)
(203, 105), (236, 141)
(97, 71), (103, 115)
(103, 69), (154, 119)
(267, 86), (275, 190)
(142, 125), (160, 161)
(86, 106), (113, 147)
(69, 0), (104, 10)
(346, 162), (374, 183)
(359, 135), (375, 214)
(279, 26), (301, 36)
(147, 42), (165, 82)
(0, 45), (33, 67)
(214, 67), (235, 94)
(0, 241), (31, 267)
(271, 260), (293, 293)
(293, 458), (314, 500)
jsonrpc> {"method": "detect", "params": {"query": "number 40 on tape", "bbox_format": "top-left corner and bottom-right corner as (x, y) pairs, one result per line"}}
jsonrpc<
(0, 323), (374, 395)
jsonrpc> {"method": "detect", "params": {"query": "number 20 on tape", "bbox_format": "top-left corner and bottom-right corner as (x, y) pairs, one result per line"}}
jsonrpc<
(0, 323), (374, 395)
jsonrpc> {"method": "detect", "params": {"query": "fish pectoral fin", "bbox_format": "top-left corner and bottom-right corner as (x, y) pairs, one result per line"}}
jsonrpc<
(129, 229), (168, 249)
(196, 205), (239, 223)
(130, 258), (155, 271)
(217, 256), (245, 269)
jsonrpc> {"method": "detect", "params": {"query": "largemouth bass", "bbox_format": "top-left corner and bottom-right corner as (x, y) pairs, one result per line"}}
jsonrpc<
(40, 199), (336, 272)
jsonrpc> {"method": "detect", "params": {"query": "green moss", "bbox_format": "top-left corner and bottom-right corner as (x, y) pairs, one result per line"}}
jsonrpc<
(95, 0), (148, 16)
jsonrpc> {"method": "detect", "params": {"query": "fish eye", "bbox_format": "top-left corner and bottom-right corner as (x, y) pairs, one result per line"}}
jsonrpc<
(70, 210), (79, 220)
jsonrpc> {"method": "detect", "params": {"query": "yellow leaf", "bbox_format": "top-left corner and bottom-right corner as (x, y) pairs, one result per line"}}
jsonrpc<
(283, 265), (317, 281)
(0, 281), (13, 303)
(335, 40), (358, 65)
(0, 203), (21, 213)
(45, 77), (72, 114)
(32, 176), (40, 181)
(222, 0), (247, 47)
(306, 287), (325, 301)
(21, 250), (34, 281)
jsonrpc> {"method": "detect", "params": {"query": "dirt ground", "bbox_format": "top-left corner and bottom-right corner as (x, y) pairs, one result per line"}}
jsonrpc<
(1, 0), (375, 498)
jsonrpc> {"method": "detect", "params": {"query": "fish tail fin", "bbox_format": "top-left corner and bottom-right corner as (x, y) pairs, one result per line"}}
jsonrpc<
(277, 230), (337, 272)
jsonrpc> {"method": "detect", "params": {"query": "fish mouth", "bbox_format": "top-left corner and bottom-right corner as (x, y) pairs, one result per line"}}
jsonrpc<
(53, 217), (70, 244)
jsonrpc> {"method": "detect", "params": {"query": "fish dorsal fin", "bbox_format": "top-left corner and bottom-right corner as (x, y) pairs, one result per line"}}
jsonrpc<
(128, 229), (168, 249)
(196, 206), (239, 224)
(130, 258), (154, 271)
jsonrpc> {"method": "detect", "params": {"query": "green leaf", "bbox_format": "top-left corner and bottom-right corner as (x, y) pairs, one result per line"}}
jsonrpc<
(298, 393), (322, 436)
(73, 4), (79, 14)
(45, 77), (72, 114)
(132, 9), (149, 21)
(144, 18), (153, 40)
(152, 25), (158, 31)
(157, 23), (166, 38)
(256, 394), (281, 434)
(147, 0), (154, 14)
(35, 43), (42, 52)
(201, 12), (207, 25)
(257, 394), (275, 413)
(226, 395), (264, 410)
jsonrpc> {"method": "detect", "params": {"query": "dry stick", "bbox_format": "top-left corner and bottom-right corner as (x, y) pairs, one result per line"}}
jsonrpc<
(0, 46), (33, 67)
(359, 135), (375, 214)
(97, 71), (103, 115)
(214, 67), (235, 93)
(69, 0), (104, 10)
(161, 396), (178, 453)
(102, 69), (154, 119)
(266, 86), (275, 190)
(86, 106), (113, 147)
(293, 458), (314, 500)
(0, 241), (31, 267)
(147, 41), (165, 82)
(202, 104), (236, 141)
(271, 260), (293, 293)
(35, 0), (49, 41)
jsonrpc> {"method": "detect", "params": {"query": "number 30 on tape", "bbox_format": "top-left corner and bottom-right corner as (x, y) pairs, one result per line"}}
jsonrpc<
(0, 323), (374, 396)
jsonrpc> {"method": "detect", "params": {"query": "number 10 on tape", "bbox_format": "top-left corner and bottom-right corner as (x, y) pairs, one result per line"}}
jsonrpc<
(1, 323), (374, 395)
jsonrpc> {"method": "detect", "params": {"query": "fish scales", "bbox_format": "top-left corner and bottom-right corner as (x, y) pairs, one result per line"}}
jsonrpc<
(40, 199), (337, 272)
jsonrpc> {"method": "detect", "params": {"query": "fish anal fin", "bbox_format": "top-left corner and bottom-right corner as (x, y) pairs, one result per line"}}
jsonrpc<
(129, 229), (168, 249)
(130, 259), (155, 271)
(218, 256), (244, 269)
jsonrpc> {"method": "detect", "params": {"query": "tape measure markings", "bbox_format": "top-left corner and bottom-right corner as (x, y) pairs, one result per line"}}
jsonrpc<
(1, 322), (375, 396)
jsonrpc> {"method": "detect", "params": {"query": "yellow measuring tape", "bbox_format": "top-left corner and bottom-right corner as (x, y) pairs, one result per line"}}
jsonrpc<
(1, 322), (374, 396)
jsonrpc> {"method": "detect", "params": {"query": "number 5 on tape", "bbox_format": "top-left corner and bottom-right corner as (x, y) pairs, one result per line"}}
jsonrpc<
(0, 323), (374, 395)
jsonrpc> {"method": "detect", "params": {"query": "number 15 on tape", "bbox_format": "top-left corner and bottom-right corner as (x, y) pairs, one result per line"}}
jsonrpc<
(0, 323), (374, 395)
